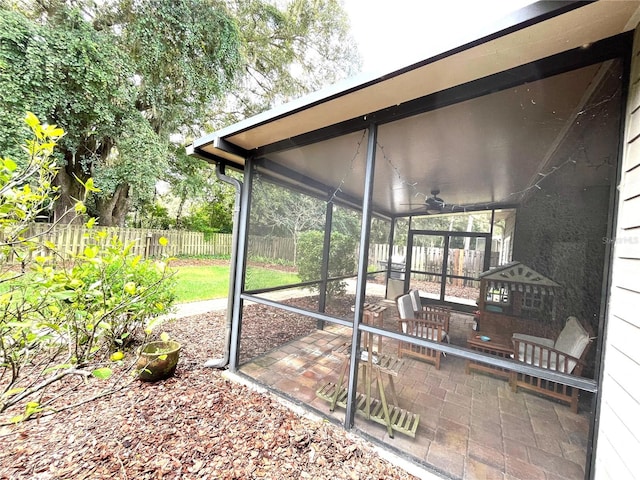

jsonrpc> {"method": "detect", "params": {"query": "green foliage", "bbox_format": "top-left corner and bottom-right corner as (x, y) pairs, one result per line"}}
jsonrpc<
(182, 200), (234, 235)
(0, 1), (243, 226)
(213, 0), (361, 126)
(0, 0), (361, 231)
(0, 5), (165, 224)
(0, 112), (62, 243)
(131, 201), (174, 229)
(0, 7), (139, 158)
(153, 0), (360, 224)
(164, 144), (214, 228)
(162, 147), (240, 234)
(250, 179), (324, 262)
(53, 229), (177, 349)
(116, 0), (242, 134)
(370, 216), (391, 244)
(91, 111), (168, 207)
(0, 114), (176, 421)
(297, 230), (356, 298)
(1, 0), (360, 227)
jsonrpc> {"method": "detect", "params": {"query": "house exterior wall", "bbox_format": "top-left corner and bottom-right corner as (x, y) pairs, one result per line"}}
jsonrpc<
(501, 211), (516, 266)
(511, 59), (622, 334)
(594, 24), (640, 480)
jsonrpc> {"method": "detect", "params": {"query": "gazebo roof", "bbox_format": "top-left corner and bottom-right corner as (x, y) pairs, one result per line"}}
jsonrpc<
(479, 261), (561, 293)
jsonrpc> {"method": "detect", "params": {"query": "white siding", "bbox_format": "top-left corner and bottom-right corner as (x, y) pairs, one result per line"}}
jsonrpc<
(595, 23), (640, 480)
(500, 211), (516, 265)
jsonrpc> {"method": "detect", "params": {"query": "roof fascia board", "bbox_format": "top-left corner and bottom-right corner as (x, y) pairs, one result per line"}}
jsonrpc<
(186, 145), (246, 172)
(189, 135), (249, 167)
(192, 0), (588, 151)
(214, 137), (249, 159)
(256, 31), (632, 158)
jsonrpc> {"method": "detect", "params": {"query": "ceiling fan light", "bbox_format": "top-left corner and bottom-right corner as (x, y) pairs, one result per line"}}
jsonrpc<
(424, 192), (444, 214)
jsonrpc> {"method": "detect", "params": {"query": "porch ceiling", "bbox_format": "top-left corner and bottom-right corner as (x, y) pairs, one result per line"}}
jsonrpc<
(265, 62), (611, 216)
(190, 0), (640, 217)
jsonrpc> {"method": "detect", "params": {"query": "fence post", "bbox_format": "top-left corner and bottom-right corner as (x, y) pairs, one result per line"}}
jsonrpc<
(144, 233), (151, 258)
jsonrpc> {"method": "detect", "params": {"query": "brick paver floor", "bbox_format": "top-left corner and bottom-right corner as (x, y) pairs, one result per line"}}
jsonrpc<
(240, 310), (591, 480)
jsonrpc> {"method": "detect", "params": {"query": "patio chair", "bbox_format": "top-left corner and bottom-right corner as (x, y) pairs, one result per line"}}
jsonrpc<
(396, 293), (448, 369)
(510, 316), (593, 413)
(408, 289), (451, 337)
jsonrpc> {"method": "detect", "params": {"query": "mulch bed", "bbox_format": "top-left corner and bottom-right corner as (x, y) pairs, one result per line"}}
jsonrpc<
(0, 297), (418, 479)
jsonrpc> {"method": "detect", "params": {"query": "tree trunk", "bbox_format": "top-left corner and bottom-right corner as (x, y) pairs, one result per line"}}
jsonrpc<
(95, 184), (131, 227)
(54, 140), (127, 225)
(175, 192), (187, 228)
(464, 215), (474, 250)
(53, 157), (89, 225)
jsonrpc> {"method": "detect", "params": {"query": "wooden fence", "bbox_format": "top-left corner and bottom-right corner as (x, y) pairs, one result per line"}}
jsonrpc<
(369, 243), (495, 286)
(22, 224), (293, 262)
(248, 236), (296, 262)
(18, 225), (493, 279)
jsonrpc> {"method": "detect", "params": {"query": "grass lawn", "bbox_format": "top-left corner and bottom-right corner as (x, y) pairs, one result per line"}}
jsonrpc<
(173, 264), (300, 303)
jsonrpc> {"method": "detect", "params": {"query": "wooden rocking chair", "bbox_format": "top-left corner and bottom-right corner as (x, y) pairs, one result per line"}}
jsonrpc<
(408, 289), (451, 337)
(396, 294), (448, 370)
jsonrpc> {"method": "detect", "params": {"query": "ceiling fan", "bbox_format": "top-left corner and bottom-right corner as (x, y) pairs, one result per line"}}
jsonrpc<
(424, 189), (445, 214)
(401, 189), (495, 214)
(402, 189), (446, 214)
(402, 188), (446, 215)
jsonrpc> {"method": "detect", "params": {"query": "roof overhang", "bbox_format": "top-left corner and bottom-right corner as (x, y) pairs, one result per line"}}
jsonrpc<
(190, 0), (640, 167)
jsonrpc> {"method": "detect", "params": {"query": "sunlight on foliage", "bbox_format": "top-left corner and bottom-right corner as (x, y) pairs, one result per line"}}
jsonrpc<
(0, 114), (177, 421)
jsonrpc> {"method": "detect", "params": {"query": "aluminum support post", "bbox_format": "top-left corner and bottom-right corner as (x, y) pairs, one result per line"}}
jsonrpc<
(345, 124), (377, 429)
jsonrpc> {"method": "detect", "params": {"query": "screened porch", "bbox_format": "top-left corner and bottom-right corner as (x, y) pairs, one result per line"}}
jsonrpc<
(188, 3), (636, 477)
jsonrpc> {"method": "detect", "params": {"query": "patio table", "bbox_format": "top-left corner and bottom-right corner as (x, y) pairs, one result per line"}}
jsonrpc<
(465, 333), (514, 380)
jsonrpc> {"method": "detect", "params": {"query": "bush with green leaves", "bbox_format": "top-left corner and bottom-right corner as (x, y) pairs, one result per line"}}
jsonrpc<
(0, 114), (176, 422)
(297, 230), (357, 298)
(39, 225), (177, 350)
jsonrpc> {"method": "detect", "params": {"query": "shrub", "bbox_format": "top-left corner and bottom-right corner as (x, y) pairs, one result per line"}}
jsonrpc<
(297, 230), (357, 298)
(39, 228), (177, 351)
(0, 114), (176, 421)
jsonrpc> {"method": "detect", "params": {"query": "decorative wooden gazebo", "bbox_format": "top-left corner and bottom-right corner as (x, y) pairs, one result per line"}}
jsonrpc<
(477, 261), (561, 337)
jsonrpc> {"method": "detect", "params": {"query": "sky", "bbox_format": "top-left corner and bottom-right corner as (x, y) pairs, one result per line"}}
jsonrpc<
(342, 0), (537, 74)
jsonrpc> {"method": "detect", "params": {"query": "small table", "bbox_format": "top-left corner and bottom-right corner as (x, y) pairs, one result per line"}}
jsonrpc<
(315, 342), (419, 438)
(316, 303), (420, 438)
(466, 333), (514, 380)
(350, 303), (387, 353)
